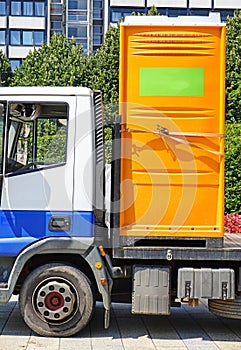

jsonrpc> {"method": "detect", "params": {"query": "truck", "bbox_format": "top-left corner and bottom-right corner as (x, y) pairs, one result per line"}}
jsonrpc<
(0, 13), (239, 337)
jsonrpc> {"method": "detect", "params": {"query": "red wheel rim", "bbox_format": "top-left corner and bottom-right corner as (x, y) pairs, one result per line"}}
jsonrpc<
(44, 292), (65, 311)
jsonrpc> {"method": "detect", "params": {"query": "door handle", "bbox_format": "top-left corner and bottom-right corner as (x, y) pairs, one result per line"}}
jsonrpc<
(48, 216), (71, 232)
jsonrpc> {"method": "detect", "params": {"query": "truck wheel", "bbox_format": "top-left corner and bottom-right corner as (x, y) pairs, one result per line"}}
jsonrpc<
(19, 263), (94, 337)
(208, 297), (241, 319)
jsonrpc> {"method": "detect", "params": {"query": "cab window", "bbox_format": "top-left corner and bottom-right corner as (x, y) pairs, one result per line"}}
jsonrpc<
(6, 102), (68, 174)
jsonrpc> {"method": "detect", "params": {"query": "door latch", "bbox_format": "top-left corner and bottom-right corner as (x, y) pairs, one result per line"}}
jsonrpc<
(48, 216), (71, 232)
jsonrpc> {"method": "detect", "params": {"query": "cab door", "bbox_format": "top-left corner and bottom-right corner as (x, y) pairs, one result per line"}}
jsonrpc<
(0, 96), (76, 256)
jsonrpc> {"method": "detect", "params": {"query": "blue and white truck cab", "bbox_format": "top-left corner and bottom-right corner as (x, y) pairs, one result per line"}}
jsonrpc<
(0, 87), (111, 337)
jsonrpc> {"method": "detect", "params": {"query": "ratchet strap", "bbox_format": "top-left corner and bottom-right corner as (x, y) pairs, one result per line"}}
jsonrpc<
(123, 125), (224, 157)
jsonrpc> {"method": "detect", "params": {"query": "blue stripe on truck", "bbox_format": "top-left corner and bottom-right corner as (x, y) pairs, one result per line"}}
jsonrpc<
(0, 210), (95, 256)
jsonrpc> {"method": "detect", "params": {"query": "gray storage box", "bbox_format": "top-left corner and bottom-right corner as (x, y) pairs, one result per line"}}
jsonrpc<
(178, 268), (235, 300)
(132, 265), (170, 315)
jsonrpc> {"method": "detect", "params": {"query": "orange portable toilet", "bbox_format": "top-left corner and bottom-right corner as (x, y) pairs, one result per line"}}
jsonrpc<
(119, 14), (226, 245)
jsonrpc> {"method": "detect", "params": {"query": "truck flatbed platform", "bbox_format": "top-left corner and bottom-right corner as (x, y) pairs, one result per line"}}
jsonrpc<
(115, 234), (241, 261)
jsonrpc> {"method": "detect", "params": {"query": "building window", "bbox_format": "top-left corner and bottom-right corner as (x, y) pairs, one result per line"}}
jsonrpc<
(10, 30), (45, 46)
(123, 12), (133, 18)
(68, 10), (87, 21)
(93, 25), (102, 34)
(11, 1), (45, 16)
(168, 9), (188, 17)
(93, 35), (101, 45)
(80, 42), (87, 50)
(10, 31), (21, 45)
(189, 9), (210, 16)
(0, 30), (5, 45)
(219, 10), (234, 21)
(10, 60), (21, 71)
(0, 1), (6, 15)
(51, 21), (62, 30)
(35, 2), (45, 16)
(69, 0), (87, 10)
(23, 1), (33, 15)
(93, 9), (102, 19)
(68, 25), (87, 48)
(23, 31), (33, 45)
(11, 1), (21, 15)
(68, 26), (87, 38)
(34, 31), (44, 45)
(51, 3), (62, 14)
(94, 0), (103, 9)
(111, 11), (122, 22)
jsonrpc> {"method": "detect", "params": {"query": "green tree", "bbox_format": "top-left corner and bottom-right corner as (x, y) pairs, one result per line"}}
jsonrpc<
(11, 34), (86, 86)
(226, 10), (241, 122)
(0, 51), (12, 86)
(83, 24), (120, 123)
(148, 5), (160, 15)
(94, 25), (120, 107)
(78, 24), (120, 127)
(225, 123), (241, 213)
(84, 6), (159, 123)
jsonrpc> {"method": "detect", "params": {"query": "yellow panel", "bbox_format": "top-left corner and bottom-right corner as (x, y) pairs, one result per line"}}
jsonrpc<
(119, 23), (226, 238)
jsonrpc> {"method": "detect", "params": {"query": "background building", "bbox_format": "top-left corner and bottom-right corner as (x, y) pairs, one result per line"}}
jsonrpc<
(0, 0), (47, 70)
(63, 0), (105, 53)
(108, 0), (241, 23)
(0, 0), (240, 70)
(0, 0), (105, 70)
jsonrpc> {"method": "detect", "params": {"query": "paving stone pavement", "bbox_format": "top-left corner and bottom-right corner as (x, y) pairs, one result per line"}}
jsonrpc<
(0, 296), (241, 350)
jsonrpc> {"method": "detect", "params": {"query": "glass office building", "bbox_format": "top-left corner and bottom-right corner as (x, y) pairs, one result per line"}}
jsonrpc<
(2, 0), (239, 71)
(50, 0), (105, 53)
(0, 0), (47, 70)
(66, 0), (104, 52)
(50, 0), (65, 37)
(108, 0), (241, 23)
(0, 0), (105, 71)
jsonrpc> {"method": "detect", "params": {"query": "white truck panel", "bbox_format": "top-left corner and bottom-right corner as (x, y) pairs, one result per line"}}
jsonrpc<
(73, 95), (94, 212)
(1, 93), (77, 212)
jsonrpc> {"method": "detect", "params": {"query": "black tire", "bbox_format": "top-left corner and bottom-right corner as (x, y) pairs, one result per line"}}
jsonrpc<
(208, 297), (241, 319)
(19, 263), (94, 337)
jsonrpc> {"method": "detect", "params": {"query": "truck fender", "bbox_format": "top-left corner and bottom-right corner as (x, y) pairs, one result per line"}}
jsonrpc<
(0, 236), (94, 304)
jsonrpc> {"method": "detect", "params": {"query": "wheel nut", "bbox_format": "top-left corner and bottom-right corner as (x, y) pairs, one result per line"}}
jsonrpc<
(59, 288), (65, 293)
(54, 313), (60, 319)
(65, 296), (71, 302)
(40, 291), (46, 297)
(63, 307), (69, 313)
(44, 311), (49, 316)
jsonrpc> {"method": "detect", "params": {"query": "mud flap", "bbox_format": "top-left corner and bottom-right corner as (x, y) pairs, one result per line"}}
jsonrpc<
(85, 246), (113, 328)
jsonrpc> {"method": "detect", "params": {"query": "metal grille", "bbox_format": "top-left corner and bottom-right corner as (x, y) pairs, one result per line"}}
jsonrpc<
(94, 91), (104, 164)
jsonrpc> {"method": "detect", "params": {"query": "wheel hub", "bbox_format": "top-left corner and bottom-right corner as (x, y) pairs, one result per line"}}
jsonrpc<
(35, 280), (76, 322)
(45, 292), (65, 311)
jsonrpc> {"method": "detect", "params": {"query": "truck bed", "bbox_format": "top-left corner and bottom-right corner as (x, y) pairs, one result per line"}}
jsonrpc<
(115, 234), (241, 261)
(224, 233), (241, 247)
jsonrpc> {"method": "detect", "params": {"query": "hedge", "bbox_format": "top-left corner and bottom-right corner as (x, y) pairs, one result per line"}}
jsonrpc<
(225, 123), (241, 214)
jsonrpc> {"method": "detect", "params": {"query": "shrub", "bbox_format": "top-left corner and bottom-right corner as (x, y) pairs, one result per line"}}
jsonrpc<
(224, 123), (241, 214)
(224, 214), (241, 233)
